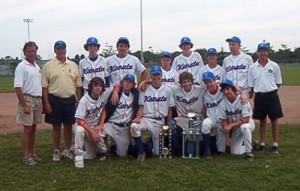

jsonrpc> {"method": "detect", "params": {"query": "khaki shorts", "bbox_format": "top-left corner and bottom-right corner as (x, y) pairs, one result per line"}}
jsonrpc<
(17, 95), (42, 126)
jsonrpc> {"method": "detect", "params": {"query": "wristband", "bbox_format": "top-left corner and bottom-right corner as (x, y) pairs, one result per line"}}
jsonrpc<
(77, 119), (87, 126)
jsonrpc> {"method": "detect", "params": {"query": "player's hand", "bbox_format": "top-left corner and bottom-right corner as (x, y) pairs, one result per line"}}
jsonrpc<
(44, 103), (52, 114)
(223, 124), (232, 133)
(111, 91), (119, 105)
(22, 104), (31, 114)
(91, 131), (100, 143)
(240, 91), (248, 104)
(97, 125), (104, 133)
(132, 118), (141, 123)
(138, 81), (147, 92)
(226, 138), (232, 147)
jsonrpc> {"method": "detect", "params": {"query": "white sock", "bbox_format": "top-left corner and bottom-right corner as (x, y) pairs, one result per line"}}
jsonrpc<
(260, 142), (265, 146)
(273, 142), (278, 147)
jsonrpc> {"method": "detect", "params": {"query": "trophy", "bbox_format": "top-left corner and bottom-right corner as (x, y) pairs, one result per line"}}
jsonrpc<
(181, 112), (200, 159)
(159, 125), (172, 158)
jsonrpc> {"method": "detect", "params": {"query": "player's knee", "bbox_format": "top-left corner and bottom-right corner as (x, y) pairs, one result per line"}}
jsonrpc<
(130, 123), (141, 137)
(201, 119), (212, 134)
(241, 124), (251, 134)
(75, 126), (86, 136)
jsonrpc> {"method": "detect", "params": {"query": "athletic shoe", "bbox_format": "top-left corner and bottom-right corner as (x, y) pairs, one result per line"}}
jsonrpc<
(204, 153), (212, 160)
(74, 155), (84, 168)
(53, 150), (61, 161)
(252, 140), (259, 151)
(31, 154), (42, 161)
(137, 152), (145, 162)
(271, 146), (280, 154)
(245, 152), (254, 161)
(258, 145), (266, 153)
(62, 149), (75, 160)
(95, 153), (111, 162)
(23, 156), (37, 166)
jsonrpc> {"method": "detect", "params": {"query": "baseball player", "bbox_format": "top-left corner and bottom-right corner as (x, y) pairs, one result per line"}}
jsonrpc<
(73, 77), (108, 166)
(196, 48), (225, 85)
(201, 72), (226, 159)
(161, 51), (179, 86)
(223, 36), (253, 95)
(248, 43), (283, 154)
(172, 37), (204, 84)
(131, 65), (175, 162)
(97, 74), (139, 160)
(79, 37), (108, 94)
(218, 79), (255, 161)
(106, 37), (148, 87)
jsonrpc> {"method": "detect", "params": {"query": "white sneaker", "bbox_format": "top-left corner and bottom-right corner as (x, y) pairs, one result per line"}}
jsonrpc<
(62, 149), (75, 160)
(74, 156), (84, 168)
(137, 152), (145, 162)
(53, 150), (61, 161)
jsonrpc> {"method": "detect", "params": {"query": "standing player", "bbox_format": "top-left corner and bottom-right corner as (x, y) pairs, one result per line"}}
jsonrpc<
(161, 51), (179, 86)
(218, 79), (255, 161)
(248, 43), (283, 154)
(42, 40), (82, 161)
(73, 77), (107, 166)
(97, 74), (139, 160)
(223, 36), (253, 95)
(131, 65), (174, 162)
(79, 37), (108, 94)
(106, 37), (147, 86)
(196, 48), (225, 85)
(172, 37), (204, 84)
(14, 41), (42, 165)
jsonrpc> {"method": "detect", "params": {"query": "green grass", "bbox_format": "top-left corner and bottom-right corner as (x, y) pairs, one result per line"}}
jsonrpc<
(0, 124), (299, 190)
(0, 77), (14, 93)
(280, 64), (300, 85)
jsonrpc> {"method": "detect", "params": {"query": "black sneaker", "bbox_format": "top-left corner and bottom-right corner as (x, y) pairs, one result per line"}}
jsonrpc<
(245, 153), (254, 161)
(258, 145), (266, 153)
(271, 146), (279, 154)
(204, 153), (212, 160)
(95, 153), (111, 162)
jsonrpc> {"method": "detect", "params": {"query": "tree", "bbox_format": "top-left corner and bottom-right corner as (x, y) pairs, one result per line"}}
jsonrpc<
(102, 42), (116, 58)
(80, 54), (85, 59)
(75, 54), (80, 60)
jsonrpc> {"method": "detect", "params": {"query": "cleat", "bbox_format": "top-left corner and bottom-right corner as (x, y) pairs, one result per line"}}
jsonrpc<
(245, 152), (254, 161)
(258, 145), (266, 153)
(271, 146), (280, 154)
(62, 149), (75, 160)
(31, 154), (42, 161)
(53, 150), (61, 161)
(137, 152), (145, 162)
(95, 153), (111, 162)
(23, 156), (37, 166)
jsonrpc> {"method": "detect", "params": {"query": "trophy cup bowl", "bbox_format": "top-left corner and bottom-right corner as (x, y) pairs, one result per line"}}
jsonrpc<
(187, 112), (196, 118)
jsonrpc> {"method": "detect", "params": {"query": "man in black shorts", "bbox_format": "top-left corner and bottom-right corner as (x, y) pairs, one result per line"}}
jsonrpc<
(248, 43), (283, 154)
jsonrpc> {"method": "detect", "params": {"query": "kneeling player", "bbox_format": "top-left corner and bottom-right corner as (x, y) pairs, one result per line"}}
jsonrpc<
(218, 79), (255, 161)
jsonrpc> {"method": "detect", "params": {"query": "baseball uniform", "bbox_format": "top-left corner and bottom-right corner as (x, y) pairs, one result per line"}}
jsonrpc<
(196, 64), (226, 86)
(218, 95), (255, 154)
(161, 68), (179, 86)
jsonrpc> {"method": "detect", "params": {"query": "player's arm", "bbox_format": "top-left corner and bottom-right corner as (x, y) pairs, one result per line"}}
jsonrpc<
(132, 105), (144, 123)
(249, 87), (254, 99)
(222, 119), (232, 147)
(138, 80), (151, 92)
(77, 118), (100, 143)
(234, 85), (247, 103)
(15, 87), (30, 114)
(97, 109), (107, 132)
(138, 69), (148, 86)
(42, 87), (52, 114)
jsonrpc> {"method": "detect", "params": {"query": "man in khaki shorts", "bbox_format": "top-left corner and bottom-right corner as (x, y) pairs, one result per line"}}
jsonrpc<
(42, 40), (82, 161)
(14, 41), (43, 165)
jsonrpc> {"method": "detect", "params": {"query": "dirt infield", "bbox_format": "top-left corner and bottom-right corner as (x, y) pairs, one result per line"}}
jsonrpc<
(0, 86), (299, 134)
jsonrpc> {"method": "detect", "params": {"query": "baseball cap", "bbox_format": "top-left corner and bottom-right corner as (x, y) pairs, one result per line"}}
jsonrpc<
(150, 65), (162, 75)
(161, 51), (172, 58)
(257, 43), (269, 51)
(220, 79), (234, 88)
(225, 36), (241, 44)
(54, 40), (66, 49)
(202, 72), (215, 81)
(117, 37), (130, 47)
(207, 48), (218, 55)
(84, 37), (100, 51)
(180, 37), (193, 47)
(123, 74), (135, 83)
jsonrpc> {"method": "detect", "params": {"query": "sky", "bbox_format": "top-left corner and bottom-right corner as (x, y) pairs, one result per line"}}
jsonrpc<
(1, 0), (300, 60)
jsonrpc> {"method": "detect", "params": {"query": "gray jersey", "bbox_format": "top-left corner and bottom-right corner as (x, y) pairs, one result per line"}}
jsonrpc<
(203, 86), (224, 121)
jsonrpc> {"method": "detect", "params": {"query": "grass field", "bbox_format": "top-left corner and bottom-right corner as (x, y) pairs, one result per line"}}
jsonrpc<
(0, 64), (299, 93)
(0, 125), (299, 190)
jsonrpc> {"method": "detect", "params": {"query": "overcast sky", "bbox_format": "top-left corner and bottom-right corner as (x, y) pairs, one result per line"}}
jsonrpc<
(1, 0), (300, 60)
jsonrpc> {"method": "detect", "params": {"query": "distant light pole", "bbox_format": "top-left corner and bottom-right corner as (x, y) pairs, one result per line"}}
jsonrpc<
(23, 19), (33, 41)
(140, 0), (145, 64)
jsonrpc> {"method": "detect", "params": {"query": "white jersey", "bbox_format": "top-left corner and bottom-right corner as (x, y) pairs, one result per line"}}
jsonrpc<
(109, 92), (134, 124)
(169, 85), (205, 119)
(203, 86), (224, 121)
(75, 91), (110, 128)
(79, 56), (107, 89)
(222, 53), (253, 89)
(172, 52), (204, 83)
(14, 59), (42, 97)
(196, 64), (225, 85)
(106, 54), (146, 86)
(218, 95), (252, 123)
(161, 68), (179, 86)
(248, 59), (282, 93)
(139, 84), (175, 118)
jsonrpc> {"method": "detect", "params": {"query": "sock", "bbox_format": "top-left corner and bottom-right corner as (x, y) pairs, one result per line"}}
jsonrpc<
(260, 142), (265, 146)
(134, 137), (144, 153)
(202, 133), (211, 155)
(273, 142), (278, 147)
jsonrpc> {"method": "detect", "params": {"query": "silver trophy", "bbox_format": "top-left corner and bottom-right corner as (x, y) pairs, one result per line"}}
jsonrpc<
(182, 112), (200, 159)
(159, 125), (172, 158)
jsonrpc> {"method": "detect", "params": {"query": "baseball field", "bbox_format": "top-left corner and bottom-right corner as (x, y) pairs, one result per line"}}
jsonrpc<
(0, 65), (299, 190)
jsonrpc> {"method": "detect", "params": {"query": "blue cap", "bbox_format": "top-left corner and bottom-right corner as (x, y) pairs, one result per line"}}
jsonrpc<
(54, 40), (66, 49)
(257, 43), (269, 50)
(86, 37), (99, 46)
(123, 74), (135, 83)
(117, 37), (130, 46)
(180, 37), (193, 45)
(226, 36), (241, 44)
(150, 65), (162, 75)
(161, 51), (172, 58)
(202, 72), (215, 81)
(221, 79), (234, 87)
(207, 48), (218, 55)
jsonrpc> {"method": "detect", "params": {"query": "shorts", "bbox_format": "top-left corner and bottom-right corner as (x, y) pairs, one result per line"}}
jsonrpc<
(17, 94), (42, 126)
(253, 90), (283, 120)
(45, 94), (77, 125)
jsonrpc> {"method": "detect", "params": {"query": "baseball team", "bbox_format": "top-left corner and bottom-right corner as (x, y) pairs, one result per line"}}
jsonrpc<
(14, 35), (283, 166)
